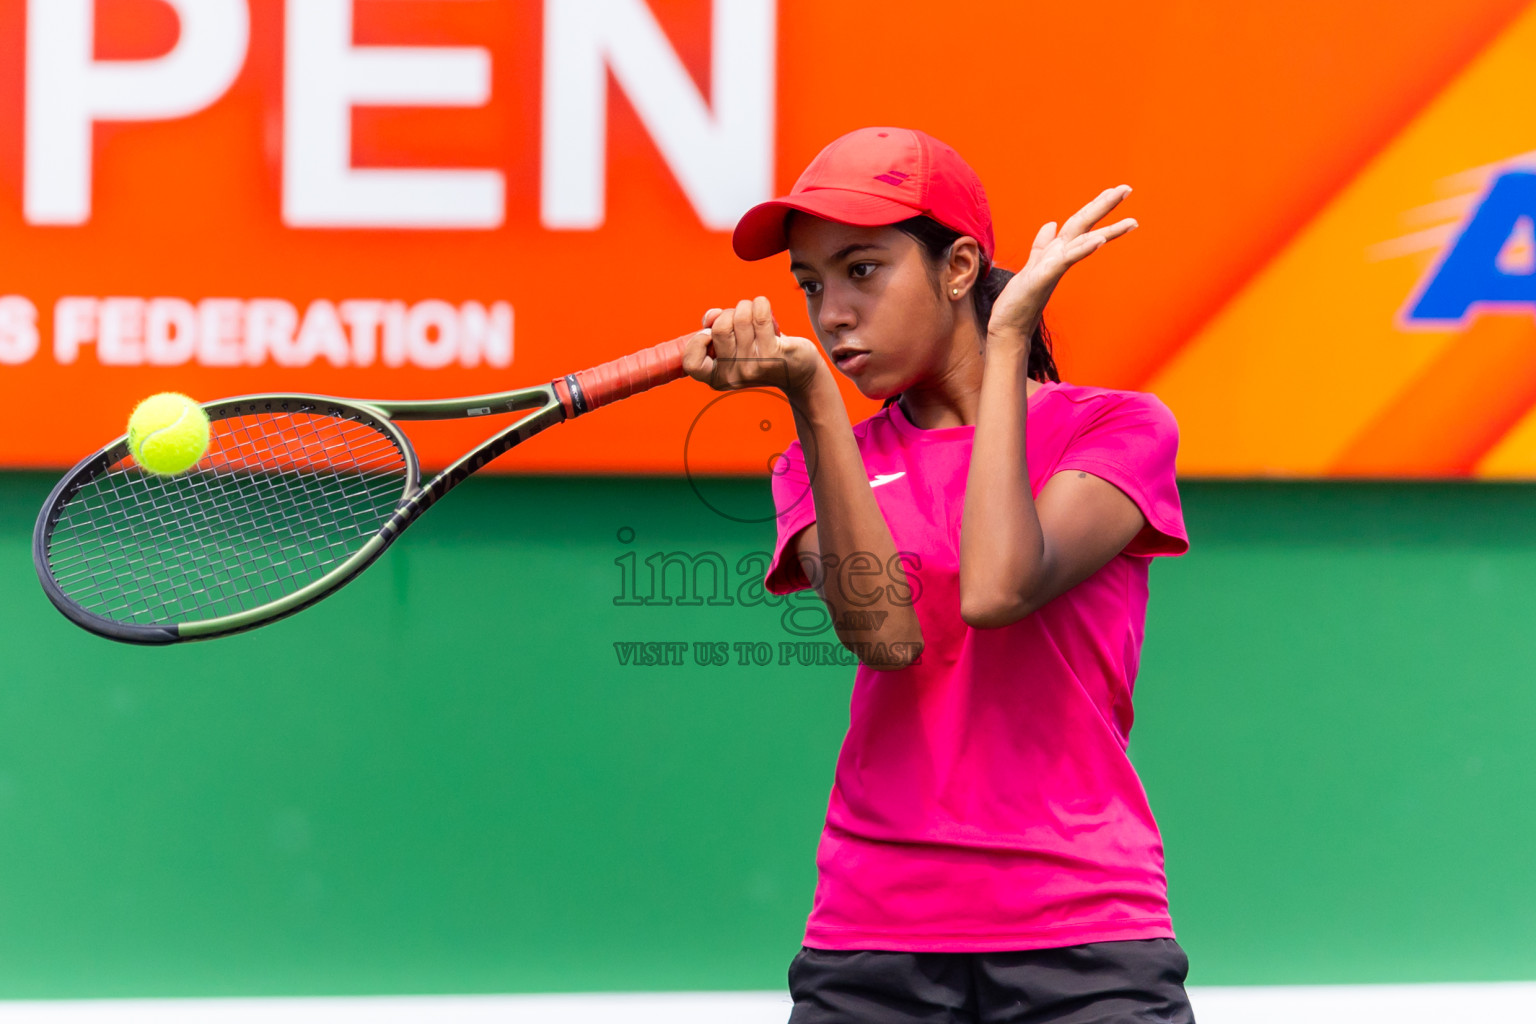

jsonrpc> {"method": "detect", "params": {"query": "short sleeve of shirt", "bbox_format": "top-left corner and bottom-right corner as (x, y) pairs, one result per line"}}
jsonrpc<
(1054, 391), (1188, 558)
(765, 439), (818, 594)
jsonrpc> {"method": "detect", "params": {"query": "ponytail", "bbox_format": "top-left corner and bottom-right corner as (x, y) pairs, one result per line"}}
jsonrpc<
(972, 264), (1059, 384)
(892, 215), (1060, 385)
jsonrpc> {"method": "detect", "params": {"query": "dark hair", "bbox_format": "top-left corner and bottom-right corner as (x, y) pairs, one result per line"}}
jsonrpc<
(892, 215), (1060, 385)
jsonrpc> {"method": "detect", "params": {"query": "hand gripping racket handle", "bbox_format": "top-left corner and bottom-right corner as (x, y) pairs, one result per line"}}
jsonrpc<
(553, 334), (690, 418)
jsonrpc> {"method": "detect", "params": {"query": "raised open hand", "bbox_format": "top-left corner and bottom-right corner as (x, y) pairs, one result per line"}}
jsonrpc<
(987, 185), (1138, 349)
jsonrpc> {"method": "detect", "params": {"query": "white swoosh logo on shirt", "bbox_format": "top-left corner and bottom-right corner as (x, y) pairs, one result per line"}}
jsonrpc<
(870, 472), (906, 488)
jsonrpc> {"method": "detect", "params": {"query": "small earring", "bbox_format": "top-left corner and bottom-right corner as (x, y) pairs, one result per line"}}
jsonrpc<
(951, 287), (960, 296)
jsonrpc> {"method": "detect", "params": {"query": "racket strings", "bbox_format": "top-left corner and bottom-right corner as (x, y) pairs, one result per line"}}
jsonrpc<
(45, 409), (410, 627)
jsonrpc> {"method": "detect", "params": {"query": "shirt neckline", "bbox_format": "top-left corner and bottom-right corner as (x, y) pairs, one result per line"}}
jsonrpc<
(886, 382), (1060, 441)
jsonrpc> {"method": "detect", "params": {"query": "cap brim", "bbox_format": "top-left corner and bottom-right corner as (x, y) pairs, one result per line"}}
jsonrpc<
(731, 190), (923, 261)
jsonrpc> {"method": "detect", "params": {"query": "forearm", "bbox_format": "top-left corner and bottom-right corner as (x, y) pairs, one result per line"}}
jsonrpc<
(959, 340), (1049, 627)
(952, 183), (1143, 628)
(790, 369), (924, 666)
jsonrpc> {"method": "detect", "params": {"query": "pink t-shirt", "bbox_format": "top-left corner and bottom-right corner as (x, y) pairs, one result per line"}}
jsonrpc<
(766, 381), (1188, 953)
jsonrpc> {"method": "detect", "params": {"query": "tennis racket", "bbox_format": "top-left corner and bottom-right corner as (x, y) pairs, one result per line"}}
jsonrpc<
(34, 335), (691, 645)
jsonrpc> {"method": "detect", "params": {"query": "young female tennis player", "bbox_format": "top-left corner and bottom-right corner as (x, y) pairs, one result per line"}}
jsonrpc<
(682, 127), (1192, 1023)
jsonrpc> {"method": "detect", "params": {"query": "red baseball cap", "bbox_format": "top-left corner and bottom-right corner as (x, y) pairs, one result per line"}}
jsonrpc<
(732, 127), (995, 262)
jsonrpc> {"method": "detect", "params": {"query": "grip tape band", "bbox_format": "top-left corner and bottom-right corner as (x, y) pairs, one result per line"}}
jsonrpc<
(563, 374), (589, 416)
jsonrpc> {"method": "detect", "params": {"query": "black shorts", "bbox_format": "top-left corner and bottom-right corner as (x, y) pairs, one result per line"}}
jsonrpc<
(787, 937), (1195, 1024)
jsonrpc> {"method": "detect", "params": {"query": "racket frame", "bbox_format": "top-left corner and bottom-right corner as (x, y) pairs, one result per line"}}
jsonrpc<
(34, 385), (566, 645)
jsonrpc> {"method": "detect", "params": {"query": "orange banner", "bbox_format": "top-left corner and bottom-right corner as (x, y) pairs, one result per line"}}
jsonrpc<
(0, 0), (1531, 475)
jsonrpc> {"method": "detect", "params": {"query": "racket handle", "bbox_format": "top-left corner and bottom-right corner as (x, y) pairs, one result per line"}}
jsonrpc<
(554, 334), (690, 418)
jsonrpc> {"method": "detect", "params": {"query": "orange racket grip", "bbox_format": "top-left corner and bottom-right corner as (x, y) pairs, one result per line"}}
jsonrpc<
(553, 335), (691, 418)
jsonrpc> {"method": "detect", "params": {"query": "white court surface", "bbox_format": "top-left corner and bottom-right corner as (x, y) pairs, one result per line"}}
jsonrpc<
(0, 983), (1532, 1022)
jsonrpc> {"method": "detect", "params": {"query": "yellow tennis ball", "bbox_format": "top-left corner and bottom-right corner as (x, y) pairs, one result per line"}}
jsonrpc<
(127, 392), (210, 475)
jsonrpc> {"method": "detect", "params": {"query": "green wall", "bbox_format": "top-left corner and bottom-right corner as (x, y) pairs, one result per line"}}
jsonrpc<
(3, 473), (1535, 997)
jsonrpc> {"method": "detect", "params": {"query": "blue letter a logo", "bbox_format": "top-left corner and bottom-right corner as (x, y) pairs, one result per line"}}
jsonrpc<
(1408, 171), (1536, 324)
